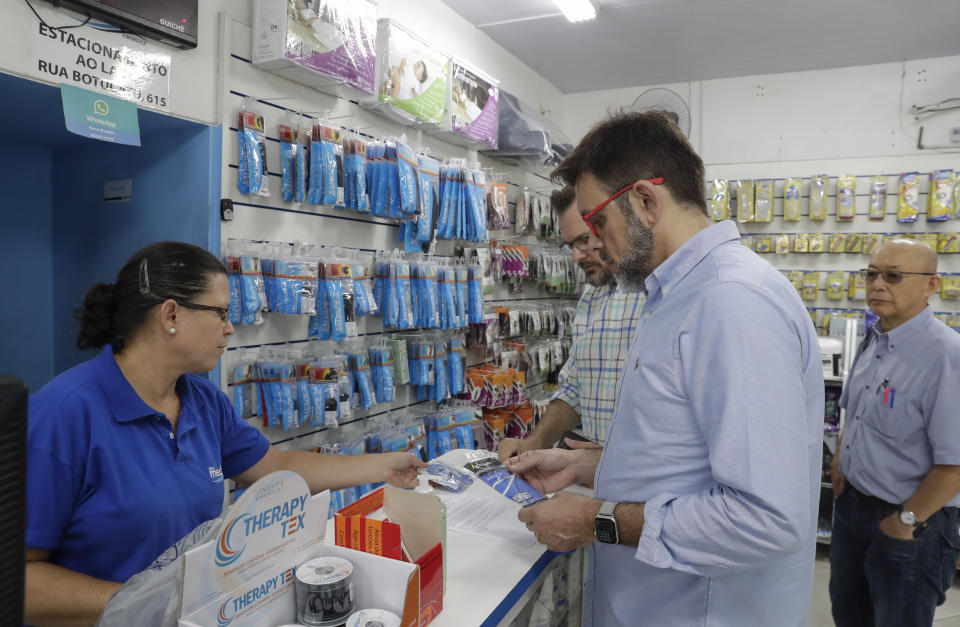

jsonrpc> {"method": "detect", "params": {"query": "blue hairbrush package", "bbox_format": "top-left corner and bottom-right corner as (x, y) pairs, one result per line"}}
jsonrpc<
(421, 263), (439, 328)
(368, 346), (395, 404)
(347, 351), (376, 410)
(237, 109), (268, 197)
(454, 266), (468, 328)
(417, 155), (440, 242)
(467, 264), (483, 323)
(433, 341), (448, 401)
(225, 256), (243, 326)
(239, 256), (266, 326)
(453, 409), (477, 450)
(464, 455), (547, 507)
(393, 261), (414, 329)
(352, 263), (377, 315)
(384, 140), (402, 218)
(447, 336), (465, 395)
(278, 122), (302, 203)
(396, 140), (419, 215)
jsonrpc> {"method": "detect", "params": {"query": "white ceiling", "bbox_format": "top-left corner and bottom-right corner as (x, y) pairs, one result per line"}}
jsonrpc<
(441, 0), (960, 94)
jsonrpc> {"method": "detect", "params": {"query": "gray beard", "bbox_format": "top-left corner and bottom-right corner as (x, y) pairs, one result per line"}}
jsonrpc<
(607, 207), (655, 294)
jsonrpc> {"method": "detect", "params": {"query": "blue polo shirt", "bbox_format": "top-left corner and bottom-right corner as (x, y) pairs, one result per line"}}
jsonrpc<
(27, 346), (270, 582)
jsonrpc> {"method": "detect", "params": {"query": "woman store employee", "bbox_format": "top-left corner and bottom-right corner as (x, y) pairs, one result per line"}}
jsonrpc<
(25, 242), (425, 626)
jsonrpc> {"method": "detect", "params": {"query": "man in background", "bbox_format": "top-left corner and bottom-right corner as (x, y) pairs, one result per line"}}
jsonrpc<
(830, 239), (960, 627)
(498, 186), (644, 460)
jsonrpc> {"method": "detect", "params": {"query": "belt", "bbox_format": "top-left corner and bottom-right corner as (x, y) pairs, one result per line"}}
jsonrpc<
(848, 484), (897, 510)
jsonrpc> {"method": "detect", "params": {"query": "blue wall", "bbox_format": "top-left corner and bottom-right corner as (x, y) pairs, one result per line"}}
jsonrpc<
(0, 141), (54, 393)
(52, 125), (222, 374)
(0, 72), (221, 389)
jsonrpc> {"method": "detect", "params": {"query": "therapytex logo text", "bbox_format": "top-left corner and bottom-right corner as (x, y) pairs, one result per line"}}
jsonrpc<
(217, 567), (295, 626)
(215, 494), (308, 567)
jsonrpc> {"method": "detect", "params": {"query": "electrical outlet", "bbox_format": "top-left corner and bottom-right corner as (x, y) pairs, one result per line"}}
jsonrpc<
(951, 128), (960, 143)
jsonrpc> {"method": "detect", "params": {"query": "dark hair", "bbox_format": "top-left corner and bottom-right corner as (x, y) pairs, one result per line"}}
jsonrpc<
(76, 241), (227, 352)
(552, 110), (707, 216)
(550, 186), (577, 216)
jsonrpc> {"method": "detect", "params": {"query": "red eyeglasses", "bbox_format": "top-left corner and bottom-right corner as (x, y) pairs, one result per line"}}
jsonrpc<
(582, 177), (664, 237)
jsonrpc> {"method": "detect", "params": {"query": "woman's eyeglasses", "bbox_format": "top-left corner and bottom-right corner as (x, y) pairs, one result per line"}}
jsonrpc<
(859, 268), (936, 284)
(178, 301), (231, 323)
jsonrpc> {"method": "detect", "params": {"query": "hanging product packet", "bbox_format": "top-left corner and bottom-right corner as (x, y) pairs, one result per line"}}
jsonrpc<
(237, 108), (269, 197)
(278, 116), (305, 203)
(809, 233), (825, 253)
(369, 140), (388, 216)
(862, 233), (880, 256)
(928, 169), (954, 222)
(395, 139), (419, 215)
(836, 174), (857, 221)
(239, 255), (267, 326)
(809, 175), (828, 221)
(793, 233), (809, 253)
(736, 179), (755, 222)
(826, 271), (845, 301)
(351, 263), (378, 315)
(383, 139), (402, 218)
(225, 255), (243, 326)
(783, 177), (802, 222)
(898, 172), (920, 222)
(869, 176), (888, 220)
(754, 179), (774, 222)
(802, 273), (820, 302)
(710, 178), (729, 221)
(417, 154), (440, 242)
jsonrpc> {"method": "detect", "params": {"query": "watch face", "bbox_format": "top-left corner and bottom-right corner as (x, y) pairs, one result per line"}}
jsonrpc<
(595, 517), (618, 544)
(899, 509), (918, 526)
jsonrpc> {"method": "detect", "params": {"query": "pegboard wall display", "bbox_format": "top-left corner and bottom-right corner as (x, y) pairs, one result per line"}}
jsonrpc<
(708, 170), (960, 336)
(218, 14), (580, 456)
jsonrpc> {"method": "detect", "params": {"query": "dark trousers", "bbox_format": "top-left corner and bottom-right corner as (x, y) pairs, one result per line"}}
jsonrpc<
(829, 486), (960, 627)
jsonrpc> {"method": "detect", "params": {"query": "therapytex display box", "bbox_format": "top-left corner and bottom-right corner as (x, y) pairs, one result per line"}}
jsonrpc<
(177, 471), (419, 627)
(334, 487), (446, 626)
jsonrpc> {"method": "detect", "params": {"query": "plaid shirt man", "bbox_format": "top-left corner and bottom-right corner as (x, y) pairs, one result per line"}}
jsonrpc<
(552, 282), (644, 443)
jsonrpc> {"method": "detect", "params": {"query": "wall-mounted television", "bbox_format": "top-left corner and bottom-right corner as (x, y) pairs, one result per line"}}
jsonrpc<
(46, 0), (198, 49)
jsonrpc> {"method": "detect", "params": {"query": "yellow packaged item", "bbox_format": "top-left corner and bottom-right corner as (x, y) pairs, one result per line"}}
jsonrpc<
(928, 169), (954, 222)
(774, 233), (790, 254)
(861, 233), (880, 256)
(868, 176), (888, 220)
(898, 172), (920, 222)
(844, 233), (863, 253)
(836, 174), (857, 221)
(825, 272), (845, 301)
(955, 180), (960, 219)
(918, 233), (938, 250)
(848, 272), (866, 300)
(783, 178), (802, 222)
(786, 270), (803, 292)
(950, 314), (960, 332)
(808, 233), (825, 253)
(710, 179), (730, 221)
(938, 232), (959, 254)
(737, 180), (755, 223)
(940, 275), (960, 300)
(755, 234), (772, 253)
(809, 175), (828, 221)
(740, 234), (755, 250)
(754, 179), (774, 222)
(828, 233), (845, 253)
(793, 233), (809, 253)
(802, 272), (820, 302)
(809, 310), (821, 333)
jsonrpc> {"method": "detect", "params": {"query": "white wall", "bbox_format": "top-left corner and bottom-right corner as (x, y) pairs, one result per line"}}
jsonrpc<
(562, 56), (960, 329)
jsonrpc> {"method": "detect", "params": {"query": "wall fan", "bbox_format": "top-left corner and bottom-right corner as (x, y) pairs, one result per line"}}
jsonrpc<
(630, 88), (691, 137)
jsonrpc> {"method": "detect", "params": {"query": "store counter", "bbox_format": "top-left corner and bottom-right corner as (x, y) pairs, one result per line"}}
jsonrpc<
(327, 449), (584, 626)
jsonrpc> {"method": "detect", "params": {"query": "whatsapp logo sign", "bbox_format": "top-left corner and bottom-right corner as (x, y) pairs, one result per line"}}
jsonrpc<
(94, 100), (109, 116)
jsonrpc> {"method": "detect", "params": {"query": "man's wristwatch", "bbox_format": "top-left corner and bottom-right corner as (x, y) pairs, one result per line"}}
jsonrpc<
(898, 506), (925, 529)
(595, 501), (620, 544)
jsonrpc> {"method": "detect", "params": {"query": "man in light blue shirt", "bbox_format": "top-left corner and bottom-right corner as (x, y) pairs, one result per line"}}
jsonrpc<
(510, 111), (823, 626)
(830, 239), (960, 627)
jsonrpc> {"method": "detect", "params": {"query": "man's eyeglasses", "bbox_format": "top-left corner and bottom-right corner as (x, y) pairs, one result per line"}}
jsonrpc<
(560, 234), (592, 255)
(179, 301), (232, 323)
(859, 268), (937, 284)
(582, 177), (664, 237)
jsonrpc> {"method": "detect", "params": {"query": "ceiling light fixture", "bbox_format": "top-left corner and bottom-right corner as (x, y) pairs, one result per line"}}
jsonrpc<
(553, 0), (597, 23)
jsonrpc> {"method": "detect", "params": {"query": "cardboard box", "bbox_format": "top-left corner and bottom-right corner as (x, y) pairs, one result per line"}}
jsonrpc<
(335, 487), (445, 626)
(177, 471), (419, 627)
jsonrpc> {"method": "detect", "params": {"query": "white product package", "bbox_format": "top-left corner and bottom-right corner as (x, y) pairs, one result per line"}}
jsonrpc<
(252, 0), (377, 98)
(364, 18), (450, 127)
(428, 58), (499, 150)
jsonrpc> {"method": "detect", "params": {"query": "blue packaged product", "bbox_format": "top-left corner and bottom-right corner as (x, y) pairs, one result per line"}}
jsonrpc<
(225, 256), (243, 325)
(396, 140), (419, 215)
(417, 156), (440, 242)
(467, 265), (483, 323)
(424, 462), (473, 492)
(454, 266), (468, 328)
(309, 136), (323, 204)
(464, 457), (547, 507)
